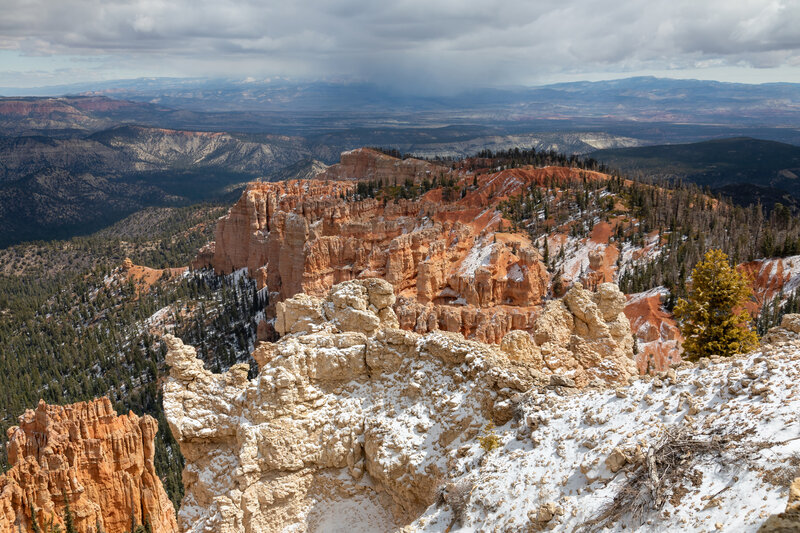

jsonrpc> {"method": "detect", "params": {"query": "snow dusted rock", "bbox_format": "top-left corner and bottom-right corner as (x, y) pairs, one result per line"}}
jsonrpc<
(500, 329), (542, 363)
(762, 313), (800, 345)
(412, 334), (800, 532)
(533, 282), (637, 386)
(275, 279), (398, 337)
(164, 280), (800, 532)
(163, 279), (638, 532)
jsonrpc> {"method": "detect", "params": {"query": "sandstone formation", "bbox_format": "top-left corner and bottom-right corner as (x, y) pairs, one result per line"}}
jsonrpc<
(0, 398), (177, 533)
(120, 258), (187, 295)
(162, 278), (637, 532)
(315, 147), (443, 184)
(197, 172), (558, 343)
(758, 477), (800, 532)
(164, 279), (800, 532)
(624, 288), (683, 373)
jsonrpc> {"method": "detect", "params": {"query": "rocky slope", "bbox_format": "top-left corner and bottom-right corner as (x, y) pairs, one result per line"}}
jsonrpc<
(162, 278), (636, 532)
(163, 280), (800, 532)
(0, 398), (177, 533)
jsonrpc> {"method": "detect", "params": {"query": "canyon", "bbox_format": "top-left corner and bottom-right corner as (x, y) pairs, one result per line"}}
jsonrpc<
(195, 148), (683, 369)
(198, 147), (800, 376)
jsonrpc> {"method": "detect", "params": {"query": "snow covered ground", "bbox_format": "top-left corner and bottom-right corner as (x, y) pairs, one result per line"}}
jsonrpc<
(410, 339), (800, 532)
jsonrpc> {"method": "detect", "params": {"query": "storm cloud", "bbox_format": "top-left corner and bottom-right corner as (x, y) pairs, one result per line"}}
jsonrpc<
(1, 0), (800, 89)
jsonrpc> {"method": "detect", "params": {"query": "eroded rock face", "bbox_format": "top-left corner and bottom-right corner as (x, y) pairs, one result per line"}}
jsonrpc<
(533, 282), (637, 386)
(198, 169), (553, 343)
(0, 398), (177, 533)
(163, 279), (636, 532)
(315, 147), (442, 185)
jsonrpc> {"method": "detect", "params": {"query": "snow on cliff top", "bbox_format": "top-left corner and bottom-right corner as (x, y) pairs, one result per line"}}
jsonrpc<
(412, 340), (800, 532)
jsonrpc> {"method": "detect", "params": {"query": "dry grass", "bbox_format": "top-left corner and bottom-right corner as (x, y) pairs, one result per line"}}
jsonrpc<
(442, 478), (475, 528)
(763, 452), (800, 487)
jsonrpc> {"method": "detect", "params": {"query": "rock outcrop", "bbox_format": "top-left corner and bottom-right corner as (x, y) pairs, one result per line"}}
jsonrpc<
(120, 258), (187, 295)
(759, 476), (800, 532)
(198, 173), (555, 343)
(163, 278), (636, 532)
(624, 288), (683, 373)
(0, 398), (177, 533)
(315, 147), (443, 184)
(164, 279), (800, 532)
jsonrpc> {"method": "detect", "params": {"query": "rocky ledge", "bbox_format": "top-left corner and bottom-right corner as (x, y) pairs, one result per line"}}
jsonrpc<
(163, 281), (800, 532)
(162, 278), (636, 531)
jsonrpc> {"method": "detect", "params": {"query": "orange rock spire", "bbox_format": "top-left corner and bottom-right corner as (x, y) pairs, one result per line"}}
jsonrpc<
(0, 398), (178, 533)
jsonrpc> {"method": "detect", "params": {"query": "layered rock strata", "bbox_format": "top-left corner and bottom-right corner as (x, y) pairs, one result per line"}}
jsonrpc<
(0, 398), (177, 533)
(315, 147), (443, 184)
(197, 175), (556, 343)
(163, 278), (636, 532)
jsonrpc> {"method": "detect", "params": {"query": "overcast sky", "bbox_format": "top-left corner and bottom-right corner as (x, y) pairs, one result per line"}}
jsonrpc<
(1, 0), (800, 91)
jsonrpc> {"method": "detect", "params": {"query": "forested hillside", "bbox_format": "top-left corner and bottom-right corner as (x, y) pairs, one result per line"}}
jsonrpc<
(0, 204), (264, 509)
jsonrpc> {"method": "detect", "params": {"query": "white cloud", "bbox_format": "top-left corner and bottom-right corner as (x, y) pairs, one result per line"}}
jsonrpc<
(0, 0), (799, 89)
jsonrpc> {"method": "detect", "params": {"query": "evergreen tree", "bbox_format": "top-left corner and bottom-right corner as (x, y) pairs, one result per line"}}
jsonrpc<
(30, 504), (42, 533)
(62, 490), (77, 533)
(674, 249), (759, 360)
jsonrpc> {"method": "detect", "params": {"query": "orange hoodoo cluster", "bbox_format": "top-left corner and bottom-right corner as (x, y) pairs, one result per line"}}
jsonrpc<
(0, 398), (178, 533)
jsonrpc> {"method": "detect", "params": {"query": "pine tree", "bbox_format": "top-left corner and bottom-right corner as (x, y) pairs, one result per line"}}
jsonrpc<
(30, 503), (42, 533)
(674, 249), (759, 360)
(62, 490), (77, 533)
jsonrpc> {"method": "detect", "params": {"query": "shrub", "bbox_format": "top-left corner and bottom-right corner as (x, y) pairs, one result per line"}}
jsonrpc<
(478, 423), (502, 453)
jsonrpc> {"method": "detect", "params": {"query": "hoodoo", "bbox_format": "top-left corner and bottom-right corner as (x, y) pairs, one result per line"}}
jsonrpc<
(0, 398), (178, 533)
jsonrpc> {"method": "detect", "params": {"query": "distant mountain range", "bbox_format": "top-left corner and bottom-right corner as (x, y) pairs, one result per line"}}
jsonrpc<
(2, 76), (800, 143)
(2, 76), (800, 246)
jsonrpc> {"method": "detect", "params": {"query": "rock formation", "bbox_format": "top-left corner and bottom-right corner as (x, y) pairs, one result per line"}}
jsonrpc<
(197, 172), (557, 343)
(0, 398), (177, 533)
(758, 477), (800, 532)
(624, 288), (683, 373)
(164, 279), (800, 532)
(162, 278), (636, 532)
(315, 147), (443, 184)
(120, 258), (187, 296)
(762, 313), (800, 345)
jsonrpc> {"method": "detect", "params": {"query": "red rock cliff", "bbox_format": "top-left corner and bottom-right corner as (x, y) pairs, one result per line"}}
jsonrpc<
(195, 159), (631, 343)
(0, 398), (178, 533)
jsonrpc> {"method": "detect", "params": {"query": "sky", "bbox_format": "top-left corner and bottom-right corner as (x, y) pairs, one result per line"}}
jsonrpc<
(1, 0), (800, 91)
